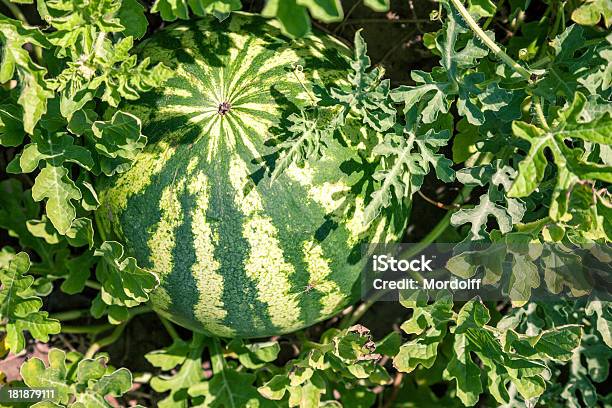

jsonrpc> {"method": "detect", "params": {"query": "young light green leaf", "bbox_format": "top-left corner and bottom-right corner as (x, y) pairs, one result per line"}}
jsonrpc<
(31, 165), (82, 234)
(297, 0), (343, 23)
(26, 216), (61, 245)
(586, 301), (612, 348)
(468, 0), (497, 17)
(44, 0), (124, 58)
(150, 334), (206, 407)
(532, 325), (582, 361)
(0, 16), (53, 134)
(145, 338), (191, 371)
(455, 298), (490, 333)
(21, 348), (136, 406)
(8, 132), (94, 173)
(227, 339), (281, 369)
(20, 348), (72, 404)
(65, 217), (95, 248)
(394, 292), (453, 373)
(258, 375), (290, 400)
(77, 177), (101, 211)
(571, 0), (612, 27)
(50, 35), (172, 119)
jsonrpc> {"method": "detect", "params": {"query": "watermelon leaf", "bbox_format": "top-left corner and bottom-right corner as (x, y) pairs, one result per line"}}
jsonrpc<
(7, 132), (94, 173)
(20, 348), (138, 407)
(29, 166), (83, 234)
(0, 102), (26, 147)
(0, 16), (53, 134)
(270, 107), (339, 182)
(190, 369), (269, 407)
(149, 334), (206, 406)
(145, 338), (192, 371)
(444, 333), (483, 406)
(394, 291), (453, 373)
(91, 111), (148, 176)
(0, 252), (60, 353)
(329, 30), (396, 133)
(363, 0), (390, 12)
(152, 0), (242, 22)
(451, 161), (525, 240)
(571, 0), (612, 27)
(117, 0), (149, 39)
(364, 121), (455, 227)
(91, 241), (159, 323)
(395, 294), (583, 406)
(390, 6), (509, 126)
(533, 26), (610, 100)
(256, 325), (392, 405)
(49, 35), (172, 119)
(0, 180), (59, 265)
(508, 92), (612, 222)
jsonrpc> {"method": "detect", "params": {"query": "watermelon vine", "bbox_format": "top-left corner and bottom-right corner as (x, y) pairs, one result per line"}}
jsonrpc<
(1, 0), (611, 407)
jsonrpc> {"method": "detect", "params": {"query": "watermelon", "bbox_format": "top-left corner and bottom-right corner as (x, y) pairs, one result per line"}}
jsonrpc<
(96, 13), (403, 338)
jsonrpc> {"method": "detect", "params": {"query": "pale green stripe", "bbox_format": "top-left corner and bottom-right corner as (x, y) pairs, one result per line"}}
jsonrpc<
(146, 177), (185, 312)
(302, 240), (344, 315)
(187, 170), (235, 336)
(228, 155), (302, 329)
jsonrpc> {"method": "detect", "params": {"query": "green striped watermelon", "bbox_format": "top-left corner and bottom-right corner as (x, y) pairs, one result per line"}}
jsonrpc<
(96, 13), (403, 338)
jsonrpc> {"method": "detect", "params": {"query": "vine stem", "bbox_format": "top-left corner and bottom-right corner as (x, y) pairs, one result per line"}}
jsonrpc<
(534, 96), (550, 130)
(61, 324), (113, 334)
(291, 65), (317, 104)
(447, 0), (532, 80)
(296, 331), (330, 350)
(209, 336), (225, 374)
(84, 280), (102, 290)
(158, 315), (181, 342)
(51, 305), (152, 322)
(341, 18), (430, 24)
(50, 304), (152, 356)
(81, 306), (153, 358)
(0, 0), (28, 25)
(50, 309), (91, 321)
(85, 323), (126, 358)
